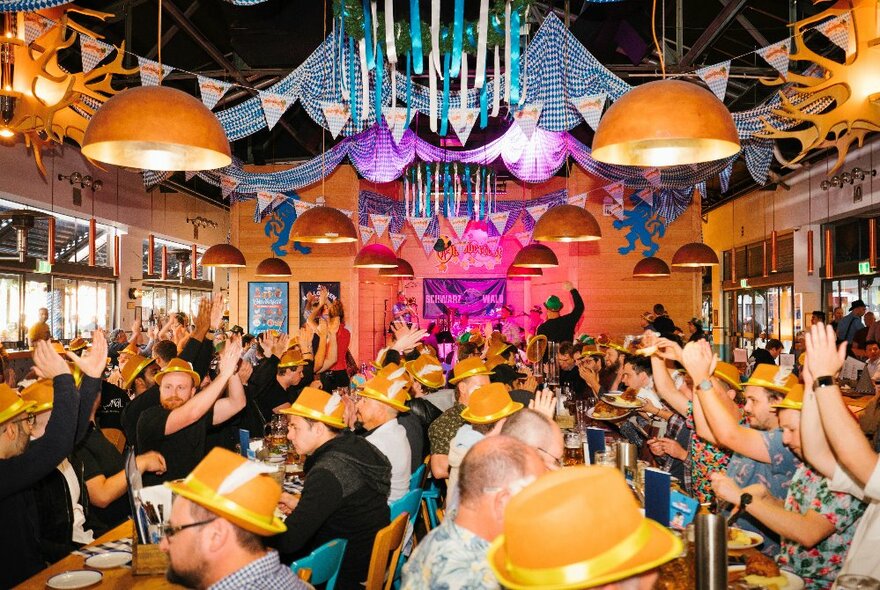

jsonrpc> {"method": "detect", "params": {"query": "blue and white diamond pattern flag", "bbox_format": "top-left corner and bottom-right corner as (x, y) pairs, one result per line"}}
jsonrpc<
(370, 214), (392, 238)
(527, 203), (549, 222)
(514, 230), (532, 248)
(643, 167), (662, 188)
(382, 106), (414, 145)
(256, 191), (278, 216)
(448, 216), (470, 239)
(23, 12), (52, 45)
(390, 232), (407, 252)
(198, 76), (233, 110)
(815, 13), (850, 52)
(408, 217), (432, 240)
(322, 102), (351, 139)
(567, 193), (587, 209)
(220, 174), (240, 199)
(421, 235), (436, 258)
(695, 61), (730, 102)
(570, 93), (606, 131)
(635, 188), (654, 207)
(360, 225), (376, 245)
(448, 108), (480, 146)
(293, 200), (315, 218)
(80, 36), (114, 74)
(488, 210), (510, 236)
(757, 39), (791, 79)
(513, 102), (543, 141)
(138, 57), (174, 87)
(259, 91), (295, 131)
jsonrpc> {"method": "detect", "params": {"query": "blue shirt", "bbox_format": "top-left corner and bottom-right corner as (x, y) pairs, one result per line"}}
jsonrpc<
(401, 520), (499, 590)
(209, 550), (310, 590)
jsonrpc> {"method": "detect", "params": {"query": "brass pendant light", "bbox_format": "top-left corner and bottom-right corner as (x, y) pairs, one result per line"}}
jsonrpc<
(507, 264), (543, 278)
(255, 257), (292, 277)
(353, 243), (398, 268)
(201, 243), (246, 268)
(289, 205), (359, 244)
(671, 243), (719, 268)
(512, 244), (559, 268)
(378, 258), (415, 277)
(632, 256), (671, 278)
(533, 204), (602, 242)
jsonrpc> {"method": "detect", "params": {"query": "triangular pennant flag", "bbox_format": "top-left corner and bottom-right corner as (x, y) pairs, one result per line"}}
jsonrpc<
(80, 36), (114, 74)
(322, 102), (352, 139)
(390, 232), (408, 252)
(694, 181), (707, 199)
(757, 39), (791, 79)
(514, 230), (532, 248)
(695, 61), (730, 102)
(137, 57), (174, 87)
(408, 216), (432, 240)
(643, 167), (662, 188)
(447, 108), (480, 145)
(360, 225), (376, 245)
(602, 196), (625, 221)
(421, 235), (437, 258)
(488, 210), (510, 236)
(526, 203), (549, 222)
(293, 200), (315, 218)
(219, 174), (240, 199)
(567, 193), (587, 209)
(259, 91), (295, 130)
(197, 76), (233, 110)
(448, 216), (470, 239)
(370, 214), (392, 238)
(815, 13), (850, 52)
(23, 12), (52, 45)
(256, 191), (277, 215)
(570, 93), (606, 131)
(604, 181), (625, 204)
(383, 106), (415, 145)
(635, 189), (654, 207)
(513, 102), (543, 141)
(184, 171), (196, 182)
(719, 163), (733, 194)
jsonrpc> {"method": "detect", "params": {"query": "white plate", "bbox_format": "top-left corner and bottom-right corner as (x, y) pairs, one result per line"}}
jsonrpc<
(728, 528), (764, 549)
(46, 570), (103, 589)
(602, 393), (646, 409)
(587, 406), (632, 422)
(728, 564), (804, 590)
(84, 551), (131, 569)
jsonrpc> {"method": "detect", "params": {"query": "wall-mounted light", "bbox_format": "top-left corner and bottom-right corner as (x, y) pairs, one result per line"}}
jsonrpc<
(128, 287), (144, 299)
(58, 172), (103, 192)
(186, 215), (218, 239)
(820, 167), (876, 190)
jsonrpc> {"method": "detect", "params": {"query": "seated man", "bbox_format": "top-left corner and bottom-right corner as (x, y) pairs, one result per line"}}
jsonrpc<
(501, 408), (565, 471)
(488, 466), (682, 589)
(160, 447), (308, 589)
(401, 436), (545, 590)
(136, 339), (245, 485)
(276, 387), (391, 588)
(248, 333), (310, 422)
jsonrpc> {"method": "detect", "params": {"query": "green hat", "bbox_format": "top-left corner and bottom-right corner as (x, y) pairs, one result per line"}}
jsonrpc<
(544, 295), (563, 311)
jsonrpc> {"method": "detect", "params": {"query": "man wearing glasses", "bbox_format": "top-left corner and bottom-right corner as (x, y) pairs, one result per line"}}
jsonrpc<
(0, 334), (108, 587)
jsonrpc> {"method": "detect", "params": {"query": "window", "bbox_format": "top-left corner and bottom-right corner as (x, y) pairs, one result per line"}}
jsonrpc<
(141, 286), (210, 326)
(143, 238), (211, 281)
(0, 274), (20, 342)
(47, 277), (116, 340)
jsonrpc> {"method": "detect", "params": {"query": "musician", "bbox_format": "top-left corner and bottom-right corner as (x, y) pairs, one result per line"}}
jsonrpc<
(497, 305), (522, 347)
(391, 292), (417, 328)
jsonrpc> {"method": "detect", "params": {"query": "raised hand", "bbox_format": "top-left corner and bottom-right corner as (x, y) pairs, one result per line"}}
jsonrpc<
(209, 292), (225, 330)
(529, 387), (555, 419)
(193, 297), (211, 337)
(237, 360), (254, 385)
(33, 340), (71, 379)
(68, 329), (109, 378)
(654, 337), (684, 362)
(271, 333), (289, 359)
(681, 340), (716, 383)
(218, 336), (243, 376)
(804, 322), (847, 379)
(298, 326), (314, 353)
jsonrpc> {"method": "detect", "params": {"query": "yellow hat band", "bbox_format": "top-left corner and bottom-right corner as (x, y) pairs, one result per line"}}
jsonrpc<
(450, 367), (492, 384)
(744, 378), (790, 394)
(772, 400), (803, 410)
(360, 387), (410, 412)
(501, 519), (653, 586)
(284, 401), (346, 429)
(462, 401), (523, 424)
(168, 475), (282, 532)
(714, 371), (743, 392)
(0, 399), (35, 424)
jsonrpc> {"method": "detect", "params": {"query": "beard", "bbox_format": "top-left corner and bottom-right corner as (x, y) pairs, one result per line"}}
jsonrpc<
(166, 562), (205, 589)
(161, 396), (186, 410)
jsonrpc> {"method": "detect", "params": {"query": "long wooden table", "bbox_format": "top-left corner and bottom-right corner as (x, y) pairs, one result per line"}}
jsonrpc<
(15, 520), (183, 589)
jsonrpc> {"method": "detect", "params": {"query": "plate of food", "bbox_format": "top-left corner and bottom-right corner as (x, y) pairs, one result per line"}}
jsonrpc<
(728, 527), (764, 550)
(587, 401), (632, 421)
(729, 556), (804, 590)
(602, 389), (646, 409)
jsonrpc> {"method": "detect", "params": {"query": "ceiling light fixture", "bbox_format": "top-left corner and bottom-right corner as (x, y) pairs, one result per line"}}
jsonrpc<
(201, 243), (246, 268)
(289, 201), (359, 244)
(378, 257), (415, 277)
(511, 244), (559, 268)
(255, 257), (292, 277)
(670, 243), (719, 268)
(533, 204), (602, 242)
(353, 243), (398, 268)
(632, 256), (671, 278)
(507, 264), (543, 278)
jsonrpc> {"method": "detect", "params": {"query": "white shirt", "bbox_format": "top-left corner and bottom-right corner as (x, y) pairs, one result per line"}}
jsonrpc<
(867, 358), (880, 380)
(446, 425), (486, 515)
(366, 419), (411, 503)
(59, 459), (94, 545)
(829, 462), (880, 580)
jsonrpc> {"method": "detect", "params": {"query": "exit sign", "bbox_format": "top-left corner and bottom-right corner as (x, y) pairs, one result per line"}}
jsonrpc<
(35, 260), (52, 274)
(859, 261), (873, 275)
(739, 279), (749, 288)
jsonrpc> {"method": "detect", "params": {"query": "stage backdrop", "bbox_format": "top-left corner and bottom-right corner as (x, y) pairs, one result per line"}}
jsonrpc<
(248, 282), (289, 334)
(423, 278), (506, 319)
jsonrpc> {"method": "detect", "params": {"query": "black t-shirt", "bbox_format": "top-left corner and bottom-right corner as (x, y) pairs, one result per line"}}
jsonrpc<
(73, 424), (129, 528)
(137, 406), (214, 486)
(120, 386), (159, 450)
(97, 381), (129, 430)
(560, 367), (588, 400)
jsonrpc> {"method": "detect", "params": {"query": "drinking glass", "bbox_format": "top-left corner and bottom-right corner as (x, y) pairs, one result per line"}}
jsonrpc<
(563, 431), (584, 466)
(836, 575), (880, 590)
(594, 451), (616, 467)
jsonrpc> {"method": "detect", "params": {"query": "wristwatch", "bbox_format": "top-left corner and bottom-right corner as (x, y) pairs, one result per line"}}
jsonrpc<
(813, 376), (835, 390)
(698, 379), (713, 392)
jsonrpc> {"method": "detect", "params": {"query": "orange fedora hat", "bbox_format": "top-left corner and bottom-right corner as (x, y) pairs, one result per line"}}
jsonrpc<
(461, 382), (523, 424)
(404, 354), (446, 390)
(20, 379), (54, 414)
(166, 447), (286, 536)
(0, 383), (34, 424)
(449, 356), (494, 385)
(278, 387), (346, 429)
(713, 361), (743, 392)
(744, 364), (797, 394)
(154, 358), (200, 387)
(121, 354), (156, 389)
(278, 348), (307, 369)
(488, 466), (682, 589)
(361, 364), (411, 413)
(771, 383), (805, 411)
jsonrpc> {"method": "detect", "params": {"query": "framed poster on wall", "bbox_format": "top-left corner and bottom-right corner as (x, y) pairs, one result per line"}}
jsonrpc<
(298, 282), (341, 327)
(248, 282), (289, 334)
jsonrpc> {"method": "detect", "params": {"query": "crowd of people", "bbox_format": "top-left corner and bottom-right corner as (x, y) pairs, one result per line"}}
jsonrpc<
(1, 282), (879, 589)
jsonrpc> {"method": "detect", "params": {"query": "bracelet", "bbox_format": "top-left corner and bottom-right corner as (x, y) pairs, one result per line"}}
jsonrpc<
(698, 379), (713, 392)
(813, 376), (835, 390)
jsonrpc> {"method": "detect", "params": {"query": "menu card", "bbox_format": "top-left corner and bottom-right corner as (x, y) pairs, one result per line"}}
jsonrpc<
(584, 427), (606, 465)
(841, 356), (866, 381)
(644, 468), (671, 527)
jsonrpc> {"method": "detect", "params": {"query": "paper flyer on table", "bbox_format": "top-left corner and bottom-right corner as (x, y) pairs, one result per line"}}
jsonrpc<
(841, 356), (866, 381)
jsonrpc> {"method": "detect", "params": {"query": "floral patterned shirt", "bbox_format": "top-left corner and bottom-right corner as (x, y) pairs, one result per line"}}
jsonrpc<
(685, 401), (734, 503)
(400, 520), (499, 590)
(428, 403), (467, 456)
(777, 464), (867, 589)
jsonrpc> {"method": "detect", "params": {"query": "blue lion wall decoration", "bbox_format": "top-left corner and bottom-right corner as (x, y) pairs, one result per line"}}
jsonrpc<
(264, 200), (311, 256)
(613, 201), (666, 257)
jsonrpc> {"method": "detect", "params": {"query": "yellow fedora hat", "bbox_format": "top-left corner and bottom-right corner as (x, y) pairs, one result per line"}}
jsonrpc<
(485, 354), (510, 372)
(166, 447), (286, 536)
(20, 379), (54, 414)
(525, 335), (547, 363)
(50, 341), (66, 354)
(154, 358), (200, 387)
(772, 383), (805, 411)
(68, 337), (89, 353)
(372, 347), (393, 370)
(361, 364), (411, 413)
(121, 354), (156, 390)
(278, 348), (307, 369)
(460, 383), (523, 425)
(744, 364), (797, 394)
(449, 356), (494, 385)
(713, 361), (743, 392)
(404, 354), (445, 390)
(0, 383), (34, 424)
(488, 466), (682, 589)
(579, 344), (605, 358)
(278, 387), (346, 429)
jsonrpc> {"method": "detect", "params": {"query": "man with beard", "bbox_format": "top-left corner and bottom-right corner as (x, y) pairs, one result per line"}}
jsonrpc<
(160, 448), (308, 590)
(247, 333), (310, 422)
(136, 338), (245, 485)
(0, 334), (107, 587)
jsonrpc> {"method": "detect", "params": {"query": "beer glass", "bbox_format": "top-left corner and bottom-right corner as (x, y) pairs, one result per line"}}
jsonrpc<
(563, 431), (584, 466)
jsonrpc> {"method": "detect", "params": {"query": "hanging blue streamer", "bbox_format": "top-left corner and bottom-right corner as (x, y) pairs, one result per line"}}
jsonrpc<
(374, 41), (384, 125)
(362, 0), (375, 70)
(479, 77), (488, 128)
(464, 164), (473, 217)
(479, 167), (486, 219)
(510, 7), (521, 104)
(440, 52), (451, 136)
(451, 0), (464, 77)
(425, 164), (433, 216)
(443, 163), (451, 217)
(349, 37), (358, 125)
(465, 23), (477, 52)
(409, 0), (423, 75)
(405, 52), (412, 127)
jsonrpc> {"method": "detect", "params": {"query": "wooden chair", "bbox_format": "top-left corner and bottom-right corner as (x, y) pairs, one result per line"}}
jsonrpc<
(101, 428), (126, 453)
(363, 513), (407, 590)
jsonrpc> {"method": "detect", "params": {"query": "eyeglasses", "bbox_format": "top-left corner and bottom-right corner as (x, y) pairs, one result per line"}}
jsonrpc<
(12, 413), (36, 427)
(536, 446), (564, 468)
(160, 518), (216, 539)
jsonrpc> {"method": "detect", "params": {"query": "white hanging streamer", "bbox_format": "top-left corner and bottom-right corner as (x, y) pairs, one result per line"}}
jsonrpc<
(384, 0), (397, 64)
(371, 1), (379, 61)
(475, 170), (482, 218)
(431, 0), (442, 79)
(391, 61), (397, 109)
(460, 52), (468, 109)
(404, 173), (410, 217)
(429, 50), (438, 132)
(504, 0), (511, 103)
(491, 46), (501, 117)
(359, 38), (370, 125)
(434, 163), (440, 215)
(417, 165), (424, 215)
(475, 0), (489, 89)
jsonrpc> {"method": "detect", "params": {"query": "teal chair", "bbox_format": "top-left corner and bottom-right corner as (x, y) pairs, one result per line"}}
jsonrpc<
(409, 463), (426, 491)
(389, 489), (423, 590)
(289, 538), (348, 590)
(421, 477), (442, 531)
